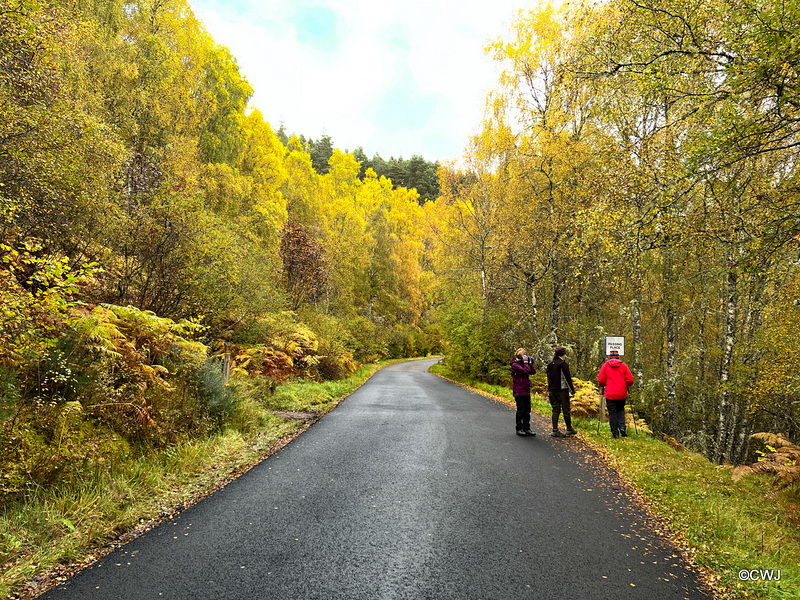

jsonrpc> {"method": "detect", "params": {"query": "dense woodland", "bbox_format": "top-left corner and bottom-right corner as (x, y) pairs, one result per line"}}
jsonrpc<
(437, 0), (800, 466)
(0, 0), (444, 496)
(275, 129), (441, 203)
(1, 0), (800, 504)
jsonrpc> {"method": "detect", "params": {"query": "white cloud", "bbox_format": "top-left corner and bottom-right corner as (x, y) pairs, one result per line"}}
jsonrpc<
(189, 0), (526, 161)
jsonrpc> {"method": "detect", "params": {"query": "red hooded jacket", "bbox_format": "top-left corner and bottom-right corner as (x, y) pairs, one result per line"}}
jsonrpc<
(597, 359), (634, 400)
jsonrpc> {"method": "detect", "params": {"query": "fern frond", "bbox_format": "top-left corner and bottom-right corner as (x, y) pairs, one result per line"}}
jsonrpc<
(732, 465), (755, 482)
(773, 467), (800, 491)
(660, 434), (688, 452)
(750, 461), (780, 475)
(748, 432), (800, 491)
(751, 432), (794, 448)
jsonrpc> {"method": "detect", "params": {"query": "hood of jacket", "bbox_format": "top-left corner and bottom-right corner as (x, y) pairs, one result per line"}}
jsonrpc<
(606, 358), (623, 368)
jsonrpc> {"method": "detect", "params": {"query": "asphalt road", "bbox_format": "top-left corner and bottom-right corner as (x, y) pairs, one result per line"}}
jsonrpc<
(39, 358), (712, 599)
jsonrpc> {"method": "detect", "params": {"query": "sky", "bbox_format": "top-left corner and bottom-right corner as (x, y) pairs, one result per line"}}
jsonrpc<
(188, 0), (531, 163)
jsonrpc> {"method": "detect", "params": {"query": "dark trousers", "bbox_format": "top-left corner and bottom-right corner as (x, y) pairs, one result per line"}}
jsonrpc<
(548, 390), (572, 430)
(515, 394), (531, 431)
(607, 398), (627, 436)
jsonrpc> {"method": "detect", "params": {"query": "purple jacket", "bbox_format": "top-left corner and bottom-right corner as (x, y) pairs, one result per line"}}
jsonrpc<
(510, 359), (535, 396)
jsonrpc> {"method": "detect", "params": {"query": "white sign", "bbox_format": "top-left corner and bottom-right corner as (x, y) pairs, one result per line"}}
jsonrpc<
(605, 336), (625, 356)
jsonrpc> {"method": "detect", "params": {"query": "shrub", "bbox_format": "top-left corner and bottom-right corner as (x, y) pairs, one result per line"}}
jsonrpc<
(63, 305), (209, 443)
(197, 361), (239, 428)
(227, 313), (322, 380)
(571, 380), (601, 418)
(343, 315), (387, 362)
(315, 350), (358, 380)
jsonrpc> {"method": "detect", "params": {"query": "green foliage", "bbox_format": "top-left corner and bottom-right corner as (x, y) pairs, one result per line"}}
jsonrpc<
(0, 245), (96, 366)
(198, 45), (253, 165)
(437, 298), (512, 384)
(196, 361), (239, 427)
(430, 0), (800, 467)
(295, 311), (361, 380)
(360, 151), (441, 203)
(0, 0), (123, 249)
(0, 302), (211, 498)
(308, 134), (334, 175)
(385, 323), (427, 359)
(283, 133), (440, 202)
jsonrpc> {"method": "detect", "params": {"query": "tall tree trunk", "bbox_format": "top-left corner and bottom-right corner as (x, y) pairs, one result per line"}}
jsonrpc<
(698, 295), (708, 443)
(665, 301), (678, 434)
(659, 97), (679, 436)
(631, 298), (643, 389)
(734, 403), (752, 465)
(713, 263), (738, 464)
(549, 250), (562, 346)
(733, 275), (764, 463)
(663, 246), (678, 435)
(725, 399), (740, 462)
(630, 295), (644, 430)
(630, 257), (644, 394)
(531, 283), (546, 365)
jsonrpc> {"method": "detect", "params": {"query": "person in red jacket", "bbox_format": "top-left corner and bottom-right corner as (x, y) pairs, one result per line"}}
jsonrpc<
(597, 350), (634, 438)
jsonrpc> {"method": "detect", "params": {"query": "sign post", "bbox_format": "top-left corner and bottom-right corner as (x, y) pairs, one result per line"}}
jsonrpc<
(597, 386), (606, 434)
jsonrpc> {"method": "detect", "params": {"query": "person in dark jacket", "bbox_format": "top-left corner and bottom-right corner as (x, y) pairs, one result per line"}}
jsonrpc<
(510, 348), (536, 436)
(597, 349), (634, 438)
(546, 346), (576, 437)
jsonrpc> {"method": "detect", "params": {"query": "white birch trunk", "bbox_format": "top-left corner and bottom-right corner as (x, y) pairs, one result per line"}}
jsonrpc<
(631, 298), (644, 389)
(665, 301), (678, 434)
(549, 250), (562, 346)
(663, 247), (678, 435)
(713, 265), (738, 464)
(698, 296), (708, 442)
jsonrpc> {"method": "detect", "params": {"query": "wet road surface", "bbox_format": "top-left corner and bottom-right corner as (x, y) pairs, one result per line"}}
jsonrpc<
(39, 358), (711, 599)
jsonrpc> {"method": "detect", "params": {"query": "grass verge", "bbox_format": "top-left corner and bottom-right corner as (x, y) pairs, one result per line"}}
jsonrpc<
(1, 360), (395, 600)
(430, 362), (800, 600)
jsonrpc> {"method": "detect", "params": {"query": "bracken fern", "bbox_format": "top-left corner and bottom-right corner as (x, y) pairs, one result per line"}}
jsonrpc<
(734, 433), (800, 491)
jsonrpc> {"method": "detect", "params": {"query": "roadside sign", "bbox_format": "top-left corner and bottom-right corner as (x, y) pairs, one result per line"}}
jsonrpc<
(604, 336), (625, 356)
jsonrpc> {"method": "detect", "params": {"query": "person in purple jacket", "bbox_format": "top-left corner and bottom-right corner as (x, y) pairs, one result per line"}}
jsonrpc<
(510, 348), (536, 437)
